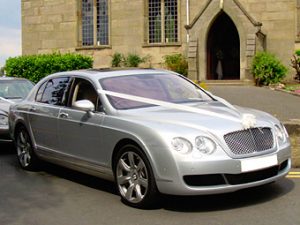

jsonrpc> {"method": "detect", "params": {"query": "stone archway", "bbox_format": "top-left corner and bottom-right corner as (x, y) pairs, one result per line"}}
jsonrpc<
(207, 12), (240, 80)
(186, 0), (265, 81)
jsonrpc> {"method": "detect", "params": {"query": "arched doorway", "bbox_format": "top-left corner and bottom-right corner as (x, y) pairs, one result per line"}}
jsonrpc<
(207, 12), (240, 80)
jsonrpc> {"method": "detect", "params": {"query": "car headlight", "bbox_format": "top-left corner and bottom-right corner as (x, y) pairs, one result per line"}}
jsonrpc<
(274, 124), (286, 144)
(195, 136), (216, 155)
(171, 137), (193, 154)
(0, 114), (8, 126)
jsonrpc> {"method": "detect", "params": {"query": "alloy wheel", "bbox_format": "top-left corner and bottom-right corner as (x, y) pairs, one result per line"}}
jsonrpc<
(17, 129), (32, 168)
(116, 151), (149, 203)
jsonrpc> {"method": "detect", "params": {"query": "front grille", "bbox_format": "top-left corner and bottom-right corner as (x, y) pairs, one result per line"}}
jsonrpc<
(224, 127), (274, 156)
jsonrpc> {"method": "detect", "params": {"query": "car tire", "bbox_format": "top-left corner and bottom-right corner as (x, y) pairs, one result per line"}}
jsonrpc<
(15, 126), (39, 171)
(114, 144), (159, 208)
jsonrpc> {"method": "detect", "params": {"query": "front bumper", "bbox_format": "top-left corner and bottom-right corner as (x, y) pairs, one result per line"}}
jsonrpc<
(0, 125), (12, 142)
(155, 145), (291, 195)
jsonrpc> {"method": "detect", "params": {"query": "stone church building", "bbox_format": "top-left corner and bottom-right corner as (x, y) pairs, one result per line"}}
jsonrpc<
(22, 0), (300, 81)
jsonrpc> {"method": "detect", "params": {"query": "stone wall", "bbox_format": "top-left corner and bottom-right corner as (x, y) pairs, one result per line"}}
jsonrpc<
(22, 0), (77, 55)
(285, 122), (300, 168)
(241, 0), (296, 78)
(186, 0), (296, 80)
(22, 0), (186, 69)
(22, 0), (298, 79)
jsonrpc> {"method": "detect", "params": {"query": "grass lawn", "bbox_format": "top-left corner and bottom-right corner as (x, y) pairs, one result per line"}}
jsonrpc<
(284, 83), (300, 93)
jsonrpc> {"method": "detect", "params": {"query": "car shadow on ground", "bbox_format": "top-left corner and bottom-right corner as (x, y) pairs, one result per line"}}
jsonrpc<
(160, 178), (295, 212)
(38, 160), (294, 212)
(0, 143), (15, 155)
(2, 142), (293, 212)
(39, 162), (118, 195)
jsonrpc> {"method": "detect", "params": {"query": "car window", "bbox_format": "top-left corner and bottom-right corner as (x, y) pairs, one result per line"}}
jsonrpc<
(0, 80), (34, 99)
(70, 78), (101, 111)
(39, 77), (70, 106)
(100, 73), (213, 110)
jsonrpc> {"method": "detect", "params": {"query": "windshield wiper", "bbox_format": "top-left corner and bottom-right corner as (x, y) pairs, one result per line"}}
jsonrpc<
(186, 98), (206, 102)
(5, 96), (23, 99)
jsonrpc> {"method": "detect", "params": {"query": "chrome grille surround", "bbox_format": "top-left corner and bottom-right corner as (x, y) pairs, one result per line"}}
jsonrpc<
(224, 127), (274, 157)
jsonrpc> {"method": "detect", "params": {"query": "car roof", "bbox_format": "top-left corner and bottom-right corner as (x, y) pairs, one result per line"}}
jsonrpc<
(0, 76), (30, 81)
(51, 68), (176, 80)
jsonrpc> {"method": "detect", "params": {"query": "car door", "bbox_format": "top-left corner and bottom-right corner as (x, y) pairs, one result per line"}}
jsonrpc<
(57, 78), (105, 166)
(28, 77), (71, 151)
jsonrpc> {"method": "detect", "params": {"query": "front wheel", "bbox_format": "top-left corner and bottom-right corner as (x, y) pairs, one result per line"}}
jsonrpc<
(114, 145), (159, 208)
(15, 126), (39, 170)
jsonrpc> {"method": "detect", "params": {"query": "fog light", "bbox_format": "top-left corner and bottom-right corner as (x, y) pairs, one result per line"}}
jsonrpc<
(171, 137), (193, 154)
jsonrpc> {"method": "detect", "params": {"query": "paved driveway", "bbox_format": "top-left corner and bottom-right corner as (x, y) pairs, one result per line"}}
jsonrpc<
(209, 86), (299, 122)
(0, 144), (300, 225)
(1, 86), (300, 225)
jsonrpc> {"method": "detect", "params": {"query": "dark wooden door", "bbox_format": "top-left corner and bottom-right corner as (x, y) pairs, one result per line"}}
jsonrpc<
(207, 12), (240, 80)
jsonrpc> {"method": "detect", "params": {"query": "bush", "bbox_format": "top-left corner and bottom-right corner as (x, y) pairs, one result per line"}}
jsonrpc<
(5, 53), (93, 83)
(0, 67), (4, 76)
(290, 50), (300, 83)
(111, 52), (150, 68)
(251, 52), (287, 86)
(163, 53), (188, 77)
(111, 52), (123, 67)
(124, 53), (147, 67)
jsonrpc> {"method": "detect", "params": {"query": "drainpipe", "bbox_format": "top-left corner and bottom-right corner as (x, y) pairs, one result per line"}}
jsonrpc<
(186, 0), (190, 43)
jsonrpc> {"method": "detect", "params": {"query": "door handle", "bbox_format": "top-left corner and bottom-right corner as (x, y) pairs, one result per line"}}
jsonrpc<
(30, 106), (37, 112)
(59, 112), (69, 118)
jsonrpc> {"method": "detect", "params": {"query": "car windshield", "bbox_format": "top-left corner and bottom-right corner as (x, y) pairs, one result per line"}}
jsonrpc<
(100, 73), (213, 110)
(0, 80), (34, 99)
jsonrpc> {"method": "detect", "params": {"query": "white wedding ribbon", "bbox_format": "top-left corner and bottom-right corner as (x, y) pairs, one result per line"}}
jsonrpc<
(211, 96), (257, 129)
(98, 89), (257, 129)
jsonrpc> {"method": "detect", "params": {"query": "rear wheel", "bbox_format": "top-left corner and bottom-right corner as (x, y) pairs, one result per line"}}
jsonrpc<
(114, 144), (159, 208)
(15, 126), (39, 170)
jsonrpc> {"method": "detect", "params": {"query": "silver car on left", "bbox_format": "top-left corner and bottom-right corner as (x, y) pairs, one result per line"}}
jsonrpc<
(0, 77), (34, 142)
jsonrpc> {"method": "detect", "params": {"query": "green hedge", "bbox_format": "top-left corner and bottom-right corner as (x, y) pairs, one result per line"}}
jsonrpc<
(5, 53), (93, 83)
(251, 52), (287, 86)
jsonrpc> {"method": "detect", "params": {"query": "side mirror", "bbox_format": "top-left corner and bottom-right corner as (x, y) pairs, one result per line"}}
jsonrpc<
(73, 100), (95, 112)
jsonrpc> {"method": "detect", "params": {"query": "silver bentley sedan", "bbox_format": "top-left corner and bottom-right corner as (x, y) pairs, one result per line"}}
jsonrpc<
(9, 69), (291, 208)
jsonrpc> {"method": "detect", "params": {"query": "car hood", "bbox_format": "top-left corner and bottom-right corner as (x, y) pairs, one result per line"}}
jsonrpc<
(0, 99), (20, 115)
(117, 101), (279, 136)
